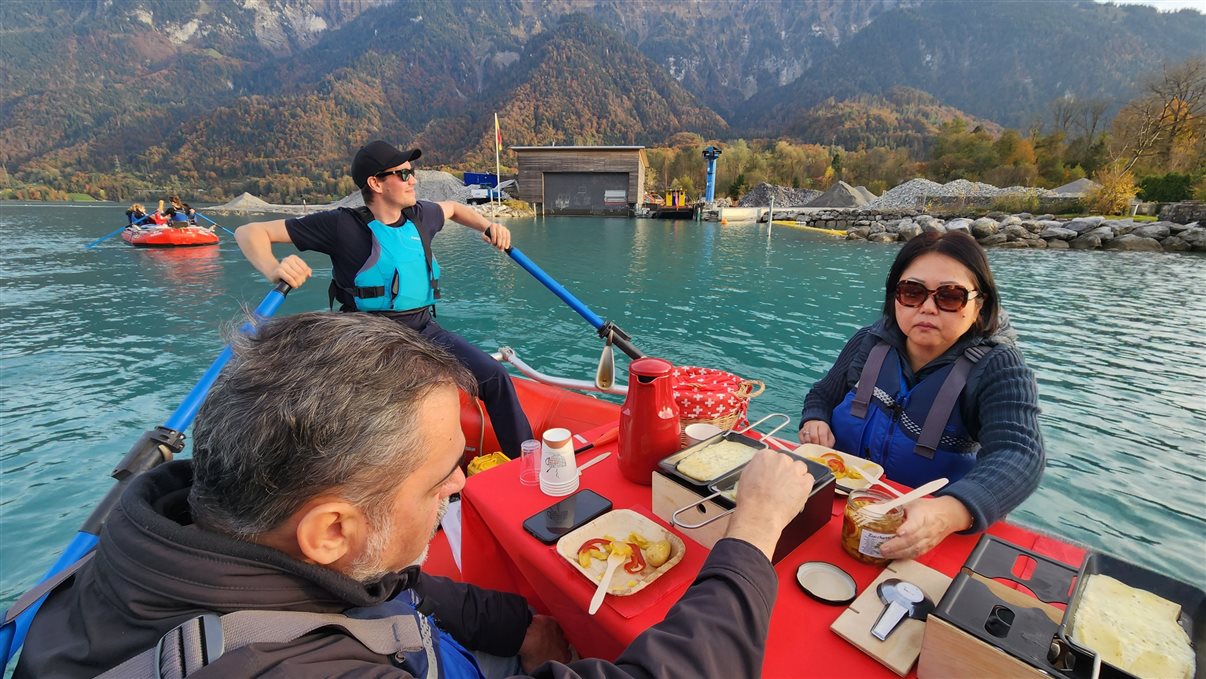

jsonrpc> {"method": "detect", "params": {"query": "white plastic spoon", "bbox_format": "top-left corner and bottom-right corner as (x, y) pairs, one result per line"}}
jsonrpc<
(854, 467), (905, 498)
(861, 477), (949, 517)
(588, 550), (627, 615)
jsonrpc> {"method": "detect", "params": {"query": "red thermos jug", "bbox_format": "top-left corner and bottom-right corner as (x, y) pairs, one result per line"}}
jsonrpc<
(618, 357), (680, 485)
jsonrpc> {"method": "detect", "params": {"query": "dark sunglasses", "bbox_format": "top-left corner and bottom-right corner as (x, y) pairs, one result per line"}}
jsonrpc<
(894, 280), (979, 312)
(375, 168), (415, 182)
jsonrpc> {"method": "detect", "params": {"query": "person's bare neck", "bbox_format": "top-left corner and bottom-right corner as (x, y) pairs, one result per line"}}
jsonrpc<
(369, 201), (403, 225)
(905, 340), (946, 374)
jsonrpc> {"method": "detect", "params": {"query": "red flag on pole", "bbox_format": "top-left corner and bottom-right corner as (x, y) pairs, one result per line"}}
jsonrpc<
(495, 113), (502, 147)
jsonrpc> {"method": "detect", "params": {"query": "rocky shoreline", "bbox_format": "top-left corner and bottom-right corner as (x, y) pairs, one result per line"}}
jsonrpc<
(788, 209), (1205, 252)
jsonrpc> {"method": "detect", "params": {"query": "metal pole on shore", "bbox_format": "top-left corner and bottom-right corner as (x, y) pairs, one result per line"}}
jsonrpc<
(769, 196), (775, 225)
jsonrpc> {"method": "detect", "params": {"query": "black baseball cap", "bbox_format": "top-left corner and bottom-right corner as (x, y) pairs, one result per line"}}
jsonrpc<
(351, 140), (422, 188)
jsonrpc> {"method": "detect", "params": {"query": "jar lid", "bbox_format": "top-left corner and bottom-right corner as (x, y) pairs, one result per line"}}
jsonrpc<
(796, 561), (858, 606)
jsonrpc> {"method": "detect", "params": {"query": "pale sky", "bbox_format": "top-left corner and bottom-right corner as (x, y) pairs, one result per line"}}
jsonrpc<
(1096, 0), (1206, 11)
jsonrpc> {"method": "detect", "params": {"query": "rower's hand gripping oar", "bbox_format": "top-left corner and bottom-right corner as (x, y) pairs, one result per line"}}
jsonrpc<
(85, 214), (152, 249)
(195, 212), (237, 237)
(488, 230), (643, 388)
(0, 282), (292, 667)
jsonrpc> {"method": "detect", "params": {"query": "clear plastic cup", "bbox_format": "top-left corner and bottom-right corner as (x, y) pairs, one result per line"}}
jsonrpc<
(520, 439), (541, 486)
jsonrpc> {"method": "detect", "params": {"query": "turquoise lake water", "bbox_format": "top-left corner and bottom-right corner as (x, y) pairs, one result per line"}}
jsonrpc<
(1, 202), (1203, 607)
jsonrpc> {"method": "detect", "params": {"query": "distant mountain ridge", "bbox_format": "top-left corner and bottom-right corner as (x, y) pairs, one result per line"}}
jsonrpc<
(743, 1), (1206, 130)
(1, 0), (1203, 199)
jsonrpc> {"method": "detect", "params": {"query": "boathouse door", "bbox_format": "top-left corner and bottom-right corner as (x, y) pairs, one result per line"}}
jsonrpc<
(543, 172), (630, 216)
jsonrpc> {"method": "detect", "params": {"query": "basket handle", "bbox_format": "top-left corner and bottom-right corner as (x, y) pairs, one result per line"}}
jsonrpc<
(735, 380), (765, 399)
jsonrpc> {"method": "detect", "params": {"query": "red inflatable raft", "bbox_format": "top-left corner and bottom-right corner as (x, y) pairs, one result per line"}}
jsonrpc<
(121, 225), (219, 247)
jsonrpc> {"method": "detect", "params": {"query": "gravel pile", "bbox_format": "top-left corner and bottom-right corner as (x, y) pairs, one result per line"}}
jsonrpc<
(807, 181), (869, 208)
(868, 178), (1054, 209)
(415, 170), (476, 203)
(1051, 178), (1101, 196)
(208, 171), (480, 214)
(738, 183), (822, 207)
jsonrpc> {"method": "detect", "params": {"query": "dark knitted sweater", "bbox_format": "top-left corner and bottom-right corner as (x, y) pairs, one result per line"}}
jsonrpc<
(800, 318), (1044, 531)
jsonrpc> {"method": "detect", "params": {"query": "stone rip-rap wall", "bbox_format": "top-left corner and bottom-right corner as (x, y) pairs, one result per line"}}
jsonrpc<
(1159, 202), (1206, 225)
(790, 210), (1205, 252)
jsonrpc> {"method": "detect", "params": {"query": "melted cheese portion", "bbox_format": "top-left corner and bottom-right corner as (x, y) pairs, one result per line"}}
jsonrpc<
(1072, 574), (1195, 679)
(676, 440), (755, 482)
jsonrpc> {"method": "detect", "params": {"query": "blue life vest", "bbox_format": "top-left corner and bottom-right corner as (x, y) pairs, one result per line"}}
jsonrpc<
(347, 591), (484, 679)
(830, 341), (988, 488)
(330, 206), (441, 312)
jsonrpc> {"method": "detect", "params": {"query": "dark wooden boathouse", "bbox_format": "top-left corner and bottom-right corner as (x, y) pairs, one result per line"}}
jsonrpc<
(512, 146), (647, 216)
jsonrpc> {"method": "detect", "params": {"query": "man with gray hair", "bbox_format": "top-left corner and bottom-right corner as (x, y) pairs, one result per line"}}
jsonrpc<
(17, 312), (816, 678)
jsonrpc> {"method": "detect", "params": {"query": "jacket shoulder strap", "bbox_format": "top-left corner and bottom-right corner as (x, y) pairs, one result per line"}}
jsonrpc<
(913, 344), (992, 458)
(404, 205), (441, 300)
(97, 609), (428, 679)
(851, 342), (891, 419)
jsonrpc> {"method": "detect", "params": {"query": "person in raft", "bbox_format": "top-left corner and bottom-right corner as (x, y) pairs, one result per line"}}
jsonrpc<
(798, 230), (1043, 560)
(148, 199), (170, 225)
(235, 140), (534, 458)
(125, 203), (147, 225)
(15, 312), (816, 678)
(164, 195), (196, 227)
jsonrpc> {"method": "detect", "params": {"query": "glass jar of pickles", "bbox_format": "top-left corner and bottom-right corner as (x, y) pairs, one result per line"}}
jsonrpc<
(841, 488), (906, 565)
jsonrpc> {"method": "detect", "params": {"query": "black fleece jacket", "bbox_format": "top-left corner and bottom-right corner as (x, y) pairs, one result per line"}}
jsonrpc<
(16, 461), (779, 678)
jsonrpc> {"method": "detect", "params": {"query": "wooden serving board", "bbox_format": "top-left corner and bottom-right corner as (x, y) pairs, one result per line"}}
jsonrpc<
(830, 560), (953, 676)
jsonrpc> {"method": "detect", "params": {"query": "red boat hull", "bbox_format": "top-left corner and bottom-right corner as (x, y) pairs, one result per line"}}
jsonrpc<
(122, 226), (219, 247)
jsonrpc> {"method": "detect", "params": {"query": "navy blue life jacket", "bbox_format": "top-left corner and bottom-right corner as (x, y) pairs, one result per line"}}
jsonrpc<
(328, 206), (441, 312)
(347, 591), (484, 679)
(830, 341), (989, 488)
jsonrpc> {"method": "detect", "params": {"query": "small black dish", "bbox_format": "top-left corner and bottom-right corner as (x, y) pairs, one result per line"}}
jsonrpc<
(796, 561), (858, 606)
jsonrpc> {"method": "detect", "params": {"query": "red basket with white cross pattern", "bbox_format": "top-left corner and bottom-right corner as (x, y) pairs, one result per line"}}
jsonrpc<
(670, 366), (765, 444)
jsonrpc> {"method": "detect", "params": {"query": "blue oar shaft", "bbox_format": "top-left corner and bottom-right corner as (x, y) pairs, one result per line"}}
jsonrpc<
(505, 247), (604, 329)
(504, 246), (643, 360)
(0, 282), (291, 666)
(84, 215), (152, 249)
(195, 212), (237, 237)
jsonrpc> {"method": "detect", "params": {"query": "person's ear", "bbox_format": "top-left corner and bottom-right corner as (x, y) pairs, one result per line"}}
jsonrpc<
(294, 500), (367, 566)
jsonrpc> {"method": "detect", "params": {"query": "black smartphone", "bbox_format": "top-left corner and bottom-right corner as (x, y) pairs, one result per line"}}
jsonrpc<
(521, 489), (613, 544)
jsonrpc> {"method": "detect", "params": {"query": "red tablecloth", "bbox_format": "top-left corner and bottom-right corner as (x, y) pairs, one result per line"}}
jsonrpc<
(460, 429), (1085, 678)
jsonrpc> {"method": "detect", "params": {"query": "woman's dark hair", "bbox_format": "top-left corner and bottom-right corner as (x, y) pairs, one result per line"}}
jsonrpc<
(883, 231), (1001, 337)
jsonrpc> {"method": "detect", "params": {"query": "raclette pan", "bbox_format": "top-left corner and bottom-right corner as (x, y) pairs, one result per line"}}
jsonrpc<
(658, 413), (792, 487)
(1049, 551), (1205, 679)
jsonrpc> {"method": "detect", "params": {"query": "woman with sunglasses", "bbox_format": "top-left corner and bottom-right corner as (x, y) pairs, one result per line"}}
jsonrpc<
(798, 230), (1043, 560)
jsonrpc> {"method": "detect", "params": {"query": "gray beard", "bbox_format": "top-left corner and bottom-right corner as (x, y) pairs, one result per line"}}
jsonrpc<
(350, 497), (450, 583)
